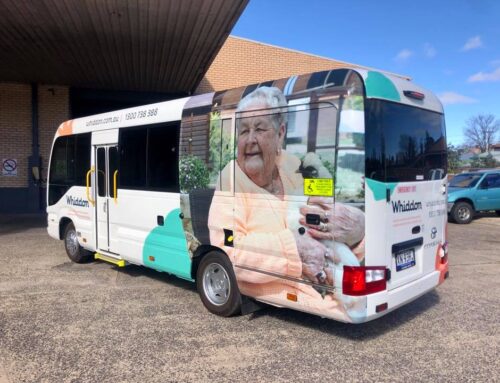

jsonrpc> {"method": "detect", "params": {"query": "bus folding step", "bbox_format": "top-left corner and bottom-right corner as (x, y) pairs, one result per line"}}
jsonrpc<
(94, 253), (126, 267)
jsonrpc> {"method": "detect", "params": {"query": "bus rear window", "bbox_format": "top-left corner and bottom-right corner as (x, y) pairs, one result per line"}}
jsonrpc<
(365, 100), (446, 182)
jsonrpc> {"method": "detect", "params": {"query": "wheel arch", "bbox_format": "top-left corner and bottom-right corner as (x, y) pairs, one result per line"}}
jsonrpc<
(191, 245), (229, 280)
(59, 217), (73, 240)
(453, 198), (476, 211)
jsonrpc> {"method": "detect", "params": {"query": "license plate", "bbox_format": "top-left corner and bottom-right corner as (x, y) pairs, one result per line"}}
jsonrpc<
(395, 249), (415, 271)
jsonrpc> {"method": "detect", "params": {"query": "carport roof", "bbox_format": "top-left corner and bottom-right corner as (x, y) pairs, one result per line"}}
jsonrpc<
(0, 0), (248, 93)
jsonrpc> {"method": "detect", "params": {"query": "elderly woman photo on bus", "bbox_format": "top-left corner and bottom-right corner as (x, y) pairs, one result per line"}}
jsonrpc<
(207, 86), (364, 318)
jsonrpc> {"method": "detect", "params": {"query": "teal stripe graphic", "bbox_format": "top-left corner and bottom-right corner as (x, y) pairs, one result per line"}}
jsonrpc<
(365, 71), (401, 102)
(366, 178), (398, 201)
(142, 208), (193, 281)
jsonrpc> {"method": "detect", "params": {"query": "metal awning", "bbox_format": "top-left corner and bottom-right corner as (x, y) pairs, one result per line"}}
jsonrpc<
(0, 0), (248, 93)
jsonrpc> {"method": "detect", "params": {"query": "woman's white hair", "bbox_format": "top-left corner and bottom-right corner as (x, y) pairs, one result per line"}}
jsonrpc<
(236, 86), (288, 131)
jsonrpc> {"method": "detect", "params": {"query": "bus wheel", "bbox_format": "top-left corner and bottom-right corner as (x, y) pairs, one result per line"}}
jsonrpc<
(63, 222), (92, 263)
(196, 252), (241, 317)
(496, 210), (500, 217)
(451, 201), (474, 224)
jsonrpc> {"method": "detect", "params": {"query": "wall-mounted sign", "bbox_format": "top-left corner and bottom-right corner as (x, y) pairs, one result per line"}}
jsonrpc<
(2, 158), (17, 176)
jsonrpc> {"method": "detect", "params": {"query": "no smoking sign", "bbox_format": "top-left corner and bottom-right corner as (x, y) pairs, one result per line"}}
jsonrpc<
(2, 158), (18, 176)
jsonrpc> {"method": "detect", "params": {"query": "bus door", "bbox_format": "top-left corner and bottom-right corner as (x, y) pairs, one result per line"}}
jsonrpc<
(95, 145), (119, 253)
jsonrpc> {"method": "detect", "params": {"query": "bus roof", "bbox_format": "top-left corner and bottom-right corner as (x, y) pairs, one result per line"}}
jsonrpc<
(54, 68), (443, 139)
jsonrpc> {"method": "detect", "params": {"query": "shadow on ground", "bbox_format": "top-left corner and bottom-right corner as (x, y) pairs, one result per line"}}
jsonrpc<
(0, 214), (46, 234)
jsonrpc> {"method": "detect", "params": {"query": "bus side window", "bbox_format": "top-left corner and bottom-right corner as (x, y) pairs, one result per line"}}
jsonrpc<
(208, 116), (233, 192)
(147, 124), (180, 192)
(48, 133), (91, 206)
(120, 128), (147, 189)
(220, 119), (233, 192)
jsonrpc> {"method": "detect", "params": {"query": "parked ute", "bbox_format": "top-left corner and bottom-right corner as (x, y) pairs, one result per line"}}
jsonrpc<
(448, 170), (500, 224)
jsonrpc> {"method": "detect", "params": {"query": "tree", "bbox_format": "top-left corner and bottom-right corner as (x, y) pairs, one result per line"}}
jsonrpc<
(470, 154), (498, 169)
(463, 114), (500, 153)
(447, 144), (464, 173)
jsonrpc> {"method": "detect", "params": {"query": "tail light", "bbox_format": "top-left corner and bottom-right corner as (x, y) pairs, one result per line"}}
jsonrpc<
(440, 241), (448, 264)
(343, 266), (387, 296)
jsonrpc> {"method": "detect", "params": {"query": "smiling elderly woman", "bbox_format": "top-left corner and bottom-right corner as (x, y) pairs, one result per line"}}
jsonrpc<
(207, 87), (364, 320)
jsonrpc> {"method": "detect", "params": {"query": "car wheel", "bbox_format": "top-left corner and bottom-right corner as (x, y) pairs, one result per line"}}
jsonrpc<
(451, 202), (474, 224)
(63, 222), (92, 263)
(196, 251), (241, 317)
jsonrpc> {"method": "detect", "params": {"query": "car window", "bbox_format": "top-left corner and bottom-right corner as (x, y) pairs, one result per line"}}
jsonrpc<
(449, 174), (482, 188)
(482, 174), (500, 189)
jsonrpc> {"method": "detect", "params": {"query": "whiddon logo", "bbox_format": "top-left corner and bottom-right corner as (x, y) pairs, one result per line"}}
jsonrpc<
(392, 200), (423, 213)
(66, 195), (89, 208)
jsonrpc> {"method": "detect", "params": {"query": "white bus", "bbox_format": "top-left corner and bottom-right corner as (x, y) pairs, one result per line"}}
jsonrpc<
(47, 68), (449, 323)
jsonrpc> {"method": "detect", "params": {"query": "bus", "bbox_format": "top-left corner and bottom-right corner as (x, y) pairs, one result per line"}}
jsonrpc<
(47, 68), (449, 323)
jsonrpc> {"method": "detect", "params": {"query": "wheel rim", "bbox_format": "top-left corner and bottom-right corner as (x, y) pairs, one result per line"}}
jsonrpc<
(66, 229), (79, 256)
(457, 206), (470, 221)
(202, 262), (230, 306)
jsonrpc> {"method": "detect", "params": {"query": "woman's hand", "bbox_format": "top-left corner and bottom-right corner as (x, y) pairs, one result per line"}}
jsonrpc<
(299, 197), (365, 247)
(293, 232), (330, 284)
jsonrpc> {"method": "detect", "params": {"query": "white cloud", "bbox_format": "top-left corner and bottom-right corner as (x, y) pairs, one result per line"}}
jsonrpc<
(489, 59), (500, 67)
(395, 49), (413, 61)
(423, 43), (437, 58)
(438, 92), (478, 105)
(468, 67), (500, 82)
(461, 36), (483, 51)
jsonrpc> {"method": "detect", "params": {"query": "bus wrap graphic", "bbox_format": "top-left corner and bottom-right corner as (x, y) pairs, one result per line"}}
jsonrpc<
(391, 200), (423, 213)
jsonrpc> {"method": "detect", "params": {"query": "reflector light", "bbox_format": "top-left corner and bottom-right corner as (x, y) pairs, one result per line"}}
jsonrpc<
(287, 293), (297, 302)
(403, 90), (425, 100)
(343, 266), (387, 296)
(376, 303), (388, 313)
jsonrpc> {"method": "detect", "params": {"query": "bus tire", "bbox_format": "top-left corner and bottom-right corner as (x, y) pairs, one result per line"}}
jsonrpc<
(496, 210), (500, 217)
(196, 251), (241, 317)
(63, 222), (92, 263)
(451, 201), (474, 224)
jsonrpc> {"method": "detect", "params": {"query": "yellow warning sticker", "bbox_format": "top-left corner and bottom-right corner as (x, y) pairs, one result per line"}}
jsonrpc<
(304, 178), (334, 196)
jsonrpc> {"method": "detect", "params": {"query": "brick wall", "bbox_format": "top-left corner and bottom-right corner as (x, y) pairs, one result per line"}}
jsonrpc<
(196, 36), (360, 94)
(0, 83), (32, 187)
(0, 82), (69, 188)
(38, 85), (69, 182)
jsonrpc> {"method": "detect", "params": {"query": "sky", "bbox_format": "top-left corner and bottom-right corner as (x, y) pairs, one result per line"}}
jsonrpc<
(232, 0), (500, 146)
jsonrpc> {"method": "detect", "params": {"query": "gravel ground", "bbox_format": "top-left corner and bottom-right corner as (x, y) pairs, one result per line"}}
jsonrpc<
(0, 213), (499, 383)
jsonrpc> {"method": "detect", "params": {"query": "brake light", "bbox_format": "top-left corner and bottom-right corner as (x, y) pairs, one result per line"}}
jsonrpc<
(403, 90), (425, 100)
(343, 266), (387, 296)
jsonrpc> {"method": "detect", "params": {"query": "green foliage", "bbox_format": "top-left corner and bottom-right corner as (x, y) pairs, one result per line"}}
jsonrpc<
(179, 155), (210, 193)
(470, 153), (499, 169)
(343, 95), (364, 111)
(322, 159), (335, 178)
(209, 112), (234, 184)
(447, 144), (464, 173)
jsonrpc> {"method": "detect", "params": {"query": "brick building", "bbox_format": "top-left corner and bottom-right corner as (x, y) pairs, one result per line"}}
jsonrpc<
(0, 4), (397, 214)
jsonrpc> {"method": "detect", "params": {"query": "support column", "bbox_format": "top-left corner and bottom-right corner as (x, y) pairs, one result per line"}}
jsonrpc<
(27, 82), (42, 212)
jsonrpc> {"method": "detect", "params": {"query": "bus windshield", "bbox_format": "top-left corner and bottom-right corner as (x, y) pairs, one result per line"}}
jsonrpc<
(449, 173), (482, 188)
(365, 100), (447, 182)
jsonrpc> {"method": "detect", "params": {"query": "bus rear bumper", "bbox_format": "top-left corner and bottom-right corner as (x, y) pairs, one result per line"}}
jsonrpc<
(362, 270), (441, 323)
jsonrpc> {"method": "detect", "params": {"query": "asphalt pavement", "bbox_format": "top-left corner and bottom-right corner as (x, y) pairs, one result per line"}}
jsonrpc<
(0, 213), (499, 383)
